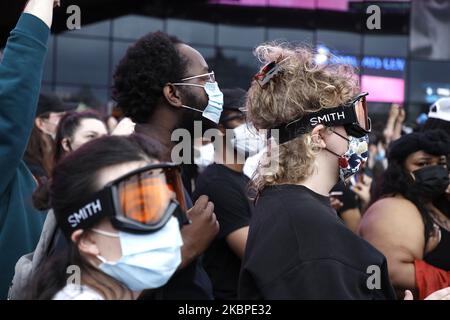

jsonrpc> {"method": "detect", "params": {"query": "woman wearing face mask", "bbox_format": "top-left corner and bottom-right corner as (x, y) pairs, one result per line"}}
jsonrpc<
(359, 130), (450, 299)
(54, 110), (108, 164)
(238, 43), (399, 300)
(193, 88), (264, 300)
(29, 135), (187, 299)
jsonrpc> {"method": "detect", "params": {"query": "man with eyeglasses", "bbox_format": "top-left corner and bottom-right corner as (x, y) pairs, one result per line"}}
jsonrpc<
(113, 31), (224, 299)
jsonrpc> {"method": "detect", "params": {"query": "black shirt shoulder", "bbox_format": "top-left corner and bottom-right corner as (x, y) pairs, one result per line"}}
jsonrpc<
(194, 164), (251, 239)
(239, 184), (396, 300)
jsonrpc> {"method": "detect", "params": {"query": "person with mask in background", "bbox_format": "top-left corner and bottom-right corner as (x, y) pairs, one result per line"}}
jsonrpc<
(359, 130), (450, 299)
(0, 0), (58, 299)
(113, 31), (221, 299)
(29, 135), (187, 299)
(193, 88), (264, 300)
(238, 43), (397, 300)
(422, 97), (450, 196)
(24, 93), (77, 180)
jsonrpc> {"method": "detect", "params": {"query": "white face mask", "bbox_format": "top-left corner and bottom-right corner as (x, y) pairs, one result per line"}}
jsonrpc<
(172, 72), (224, 124)
(194, 143), (215, 168)
(230, 123), (266, 158)
(93, 217), (183, 291)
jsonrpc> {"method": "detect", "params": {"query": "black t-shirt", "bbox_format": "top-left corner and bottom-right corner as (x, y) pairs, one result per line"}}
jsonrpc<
(239, 184), (396, 300)
(193, 164), (252, 300)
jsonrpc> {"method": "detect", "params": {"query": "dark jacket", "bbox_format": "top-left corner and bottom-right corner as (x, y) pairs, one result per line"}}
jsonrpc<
(0, 13), (49, 299)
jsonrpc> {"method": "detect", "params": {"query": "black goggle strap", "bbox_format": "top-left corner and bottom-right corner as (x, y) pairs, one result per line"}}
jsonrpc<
(60, 187), (115, 237)
(274, 106), (357, 144)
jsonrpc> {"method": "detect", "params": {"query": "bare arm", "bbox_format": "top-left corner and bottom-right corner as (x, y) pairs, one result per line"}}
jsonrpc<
(226, 226), (249, 259)
(359, 197), (425, 293)
(340, 208), (361, 234)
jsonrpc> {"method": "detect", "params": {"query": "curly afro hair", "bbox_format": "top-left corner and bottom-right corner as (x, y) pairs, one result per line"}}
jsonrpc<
(113, 31), (188, 123)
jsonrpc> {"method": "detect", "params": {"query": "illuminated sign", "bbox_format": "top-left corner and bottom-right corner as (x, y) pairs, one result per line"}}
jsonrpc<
(361, 56), (405, 72)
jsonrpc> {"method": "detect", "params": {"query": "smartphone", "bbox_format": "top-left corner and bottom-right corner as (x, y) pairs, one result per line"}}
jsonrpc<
(329, 191), (343, 201)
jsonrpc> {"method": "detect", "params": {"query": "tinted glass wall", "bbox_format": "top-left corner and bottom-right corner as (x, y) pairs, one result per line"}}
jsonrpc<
(42, 13), (416, 119)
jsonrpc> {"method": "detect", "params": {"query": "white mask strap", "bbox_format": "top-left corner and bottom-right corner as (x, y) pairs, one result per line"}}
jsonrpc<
(91, 228), (120, 238)
(172, 83), (204, 88)
(181, 71), (215, 82)
(180, 105), (203, 113)
(96, 255), (107, 264)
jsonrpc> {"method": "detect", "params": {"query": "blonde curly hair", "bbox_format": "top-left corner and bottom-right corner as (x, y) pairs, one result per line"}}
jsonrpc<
(247, 42), (360, 193)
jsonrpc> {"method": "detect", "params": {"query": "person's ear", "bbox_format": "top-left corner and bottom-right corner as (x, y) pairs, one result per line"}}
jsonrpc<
(35, 117), (45, 132)
(163, 83), (183, 108)
(72, 229), (100, 258)
(311, 125), (327, 149)
(61, 138), (71, 152)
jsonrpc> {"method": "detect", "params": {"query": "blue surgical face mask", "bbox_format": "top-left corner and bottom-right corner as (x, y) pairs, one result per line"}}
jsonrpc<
(172, 72), (224, 124)
(92, 216), (183, 291)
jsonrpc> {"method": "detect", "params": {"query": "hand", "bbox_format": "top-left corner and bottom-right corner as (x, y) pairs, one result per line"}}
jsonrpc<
(404, 287), (450, 300)
(329, 197), (343, 211)
(350, 174), (372, 211)
(24, 0), (58, 28)
(392, 107), (405, 142)
(179, 195), (219, 269)
(383, 104), (401, 145)
(396, 107), (406, 124)
(111, 117), (135, 136)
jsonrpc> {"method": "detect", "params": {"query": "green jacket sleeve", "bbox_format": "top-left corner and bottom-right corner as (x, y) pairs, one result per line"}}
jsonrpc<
(0, 13), (49, 194)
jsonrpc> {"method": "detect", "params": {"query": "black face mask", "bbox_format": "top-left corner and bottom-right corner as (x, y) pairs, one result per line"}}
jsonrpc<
(412, 165), (449, 201)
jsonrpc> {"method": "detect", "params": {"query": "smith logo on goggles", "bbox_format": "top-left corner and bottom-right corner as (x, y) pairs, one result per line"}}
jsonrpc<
(68, 199), (103, 228)
(59, 163), (190, 236)
(310, 111), (346, 126)
(273, 92), (371, 144)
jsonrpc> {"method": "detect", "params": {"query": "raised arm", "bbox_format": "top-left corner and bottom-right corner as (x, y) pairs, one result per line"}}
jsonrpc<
(0, 0), (56, 194)
(24, 0), (58, 28)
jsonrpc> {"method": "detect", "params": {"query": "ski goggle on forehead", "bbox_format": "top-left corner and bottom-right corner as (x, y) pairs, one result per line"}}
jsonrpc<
(59, 163), (190, 236)
(274, 92), (371, 144)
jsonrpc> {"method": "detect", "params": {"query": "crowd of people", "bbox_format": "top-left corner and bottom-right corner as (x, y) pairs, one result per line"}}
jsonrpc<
(0, 0), (449, 300)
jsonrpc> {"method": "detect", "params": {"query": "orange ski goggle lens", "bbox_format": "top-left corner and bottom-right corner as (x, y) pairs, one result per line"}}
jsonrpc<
(117, 166), (186, 226)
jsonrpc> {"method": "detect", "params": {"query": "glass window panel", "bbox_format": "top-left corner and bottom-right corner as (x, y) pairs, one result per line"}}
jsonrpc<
(213, 48), (258, 89)
(56, 37), (109, 87)
(63, 20), (110, 37)
(363, 35), (408, 57)
(316, 30), (362, 54)
(267, 28), (314, 45)
(218, 24), (265, 48)
(113, 15), (164, 40)
(167, 19), (215, 46)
